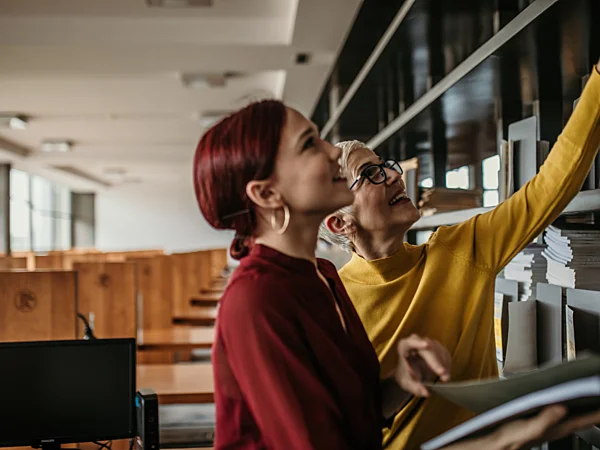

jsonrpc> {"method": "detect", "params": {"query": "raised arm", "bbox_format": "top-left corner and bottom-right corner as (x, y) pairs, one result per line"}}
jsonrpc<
(438, 64), (600, 272)
(219, 278), (352, 450)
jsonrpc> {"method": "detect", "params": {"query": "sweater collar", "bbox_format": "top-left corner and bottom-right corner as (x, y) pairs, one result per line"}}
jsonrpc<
(341, 243), (424, 284)
(250, 243), (318, 276)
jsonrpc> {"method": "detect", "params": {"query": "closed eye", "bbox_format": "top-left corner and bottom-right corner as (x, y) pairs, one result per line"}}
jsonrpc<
(302, 135), (316, 151)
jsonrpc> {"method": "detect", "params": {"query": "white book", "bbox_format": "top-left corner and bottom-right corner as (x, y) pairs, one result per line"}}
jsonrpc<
(421, 376), (600, 450)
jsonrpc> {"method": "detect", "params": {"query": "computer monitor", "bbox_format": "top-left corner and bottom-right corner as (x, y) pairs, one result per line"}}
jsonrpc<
(0, 338), (136, 449)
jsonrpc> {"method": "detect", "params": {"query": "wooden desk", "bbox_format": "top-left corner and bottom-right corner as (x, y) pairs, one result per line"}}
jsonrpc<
(201, 286), (224, 295)
(137, 327), (214, 351)
(190, 292), (221, 306)
(173, 306), (218, 326)
(137, 363), (214, 404)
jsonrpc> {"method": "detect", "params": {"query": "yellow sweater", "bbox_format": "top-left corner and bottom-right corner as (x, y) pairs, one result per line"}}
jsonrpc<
(339, 67), (600, 450)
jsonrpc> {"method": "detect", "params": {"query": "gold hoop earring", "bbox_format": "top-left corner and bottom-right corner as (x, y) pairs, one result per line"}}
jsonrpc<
(270, 204), (290, 235)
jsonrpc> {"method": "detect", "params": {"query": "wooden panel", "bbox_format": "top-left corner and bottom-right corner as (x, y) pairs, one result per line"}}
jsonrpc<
(133, 255), (173, 330)
(197, 251), (213, 292)
(0, 270), (77, 342)
(103, 249), (165, 261)
(190, 292), (221, 306)
(171, 252), (211, 318)
(209, 249), (228, 279)
(11, 252), (36, 270)
(75, 262), (137, 339)
(0, 256), (30, 270)
(133, 255), (174, 364)
(64, 253), (126, 270)
(173, 306), (218, 327)
(34, 254), (64, 270)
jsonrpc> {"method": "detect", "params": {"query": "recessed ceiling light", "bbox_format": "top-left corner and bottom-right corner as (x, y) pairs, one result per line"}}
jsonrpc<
(0, 114), (28, 130)
(41, 140), (72, 153)
(180, 72), (244, 90)
(180, 73), (226, 89)
(295, 53), (311, 65)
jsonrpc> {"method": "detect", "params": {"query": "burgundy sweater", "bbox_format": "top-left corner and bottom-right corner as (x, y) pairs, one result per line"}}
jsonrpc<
(212, 244), (382, 449)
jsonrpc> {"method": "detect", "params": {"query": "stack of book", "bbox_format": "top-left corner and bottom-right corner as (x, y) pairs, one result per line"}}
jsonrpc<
(542, 225), (600, 290)
(502, 244), (547, 301)
(419, 188), (483, 217)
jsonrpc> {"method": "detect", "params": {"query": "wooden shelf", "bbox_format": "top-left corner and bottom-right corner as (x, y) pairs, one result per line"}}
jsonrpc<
(411, 189), (600, 231)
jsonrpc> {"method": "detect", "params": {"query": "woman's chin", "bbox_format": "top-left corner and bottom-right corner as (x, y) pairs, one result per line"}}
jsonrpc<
(391, 203), (421, 225)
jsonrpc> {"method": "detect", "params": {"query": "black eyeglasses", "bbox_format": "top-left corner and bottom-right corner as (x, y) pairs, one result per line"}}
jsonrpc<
(349, 160), (403, 191)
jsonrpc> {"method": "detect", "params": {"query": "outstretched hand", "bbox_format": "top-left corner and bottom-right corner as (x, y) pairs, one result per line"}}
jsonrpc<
(395, 334), (451, 398)
(443, 404), (600, 449)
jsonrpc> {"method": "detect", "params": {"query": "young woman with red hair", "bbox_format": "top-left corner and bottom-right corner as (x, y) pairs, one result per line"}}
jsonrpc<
(193, 100), (600, 449)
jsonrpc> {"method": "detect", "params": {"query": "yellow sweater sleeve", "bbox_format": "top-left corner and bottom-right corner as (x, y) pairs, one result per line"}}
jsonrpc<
(436, 67), (600, 272)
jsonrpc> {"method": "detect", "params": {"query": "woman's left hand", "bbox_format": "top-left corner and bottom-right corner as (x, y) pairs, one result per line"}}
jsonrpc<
(395, 334), (451, 398)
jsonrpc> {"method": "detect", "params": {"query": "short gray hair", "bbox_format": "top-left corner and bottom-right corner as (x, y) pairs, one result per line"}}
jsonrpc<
(318, 140), (375, 253)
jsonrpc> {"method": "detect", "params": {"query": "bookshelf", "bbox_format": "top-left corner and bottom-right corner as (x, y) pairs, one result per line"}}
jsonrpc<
(411, 189), (600, 230)
(311, 0), (600, 447)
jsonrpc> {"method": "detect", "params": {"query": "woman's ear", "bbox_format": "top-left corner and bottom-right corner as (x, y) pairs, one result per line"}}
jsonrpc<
(325, 213), (356, 237)
(246, 179), (282, 210)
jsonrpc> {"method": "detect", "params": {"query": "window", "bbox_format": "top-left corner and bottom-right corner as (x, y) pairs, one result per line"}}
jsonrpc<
(54, 186), (72, 250)
(416, 230), (433, 245)
(10, 170), (31, 252)
(9, 169), (72, 252)
(446, 166), (469, 190)
(419, 177), (433, 188)
(482, 155), (500, 207)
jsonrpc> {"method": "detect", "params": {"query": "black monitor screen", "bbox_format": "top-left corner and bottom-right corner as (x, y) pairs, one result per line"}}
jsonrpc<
(0, 338), (136, 447)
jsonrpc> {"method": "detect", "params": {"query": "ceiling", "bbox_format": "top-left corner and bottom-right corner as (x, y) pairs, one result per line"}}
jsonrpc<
(0, 0), (363, 191)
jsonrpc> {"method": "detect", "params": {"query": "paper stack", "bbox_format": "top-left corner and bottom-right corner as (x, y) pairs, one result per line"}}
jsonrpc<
(502, 244), (547, 301)
(542, 225), (600, 290)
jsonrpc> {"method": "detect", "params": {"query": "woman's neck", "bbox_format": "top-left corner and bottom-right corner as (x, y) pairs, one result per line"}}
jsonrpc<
(254, 221), (321, 265)
(353, 227), (409, 261)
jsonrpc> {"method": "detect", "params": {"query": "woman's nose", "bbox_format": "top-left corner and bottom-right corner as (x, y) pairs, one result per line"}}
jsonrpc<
(385, 167), (402, 185)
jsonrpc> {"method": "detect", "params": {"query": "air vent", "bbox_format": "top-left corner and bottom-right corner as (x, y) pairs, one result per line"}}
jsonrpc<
(146, 0), (213, 7)
(295, 53), (311, 65)
(41, 140), (73, 153)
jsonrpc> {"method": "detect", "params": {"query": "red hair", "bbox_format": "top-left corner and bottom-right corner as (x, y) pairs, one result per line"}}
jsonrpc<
(193, 100), (287, 259)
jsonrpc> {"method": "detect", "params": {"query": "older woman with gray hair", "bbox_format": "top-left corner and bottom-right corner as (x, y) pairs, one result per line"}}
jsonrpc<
(320, 64), (600, 450)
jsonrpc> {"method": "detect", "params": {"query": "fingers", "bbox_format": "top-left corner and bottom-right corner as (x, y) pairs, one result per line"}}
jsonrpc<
(397, 334), (431, 357)
(395, 335), (452, 398)
(398, 335), (451, 382)
(398, 371), (430, 398)
(544, 407), (600, 442)
(526, 405), (568, 436)
(491, 405), (567, 449)
(418, 345), (451, 382)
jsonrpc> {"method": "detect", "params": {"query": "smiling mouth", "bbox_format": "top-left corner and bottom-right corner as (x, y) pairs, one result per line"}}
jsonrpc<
(333, 168), (346, 183)
(389, 192), (409, 205)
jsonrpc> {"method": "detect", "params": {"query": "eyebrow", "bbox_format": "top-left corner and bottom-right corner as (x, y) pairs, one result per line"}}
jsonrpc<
(296, 126), (316, 147)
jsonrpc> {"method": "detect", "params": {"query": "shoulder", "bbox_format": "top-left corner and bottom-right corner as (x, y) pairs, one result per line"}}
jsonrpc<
(220, 261), (295, 322)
